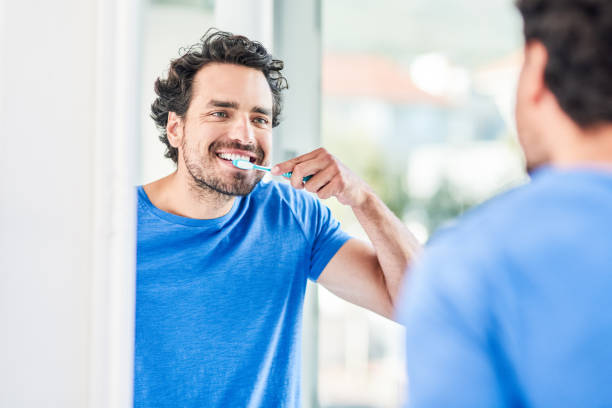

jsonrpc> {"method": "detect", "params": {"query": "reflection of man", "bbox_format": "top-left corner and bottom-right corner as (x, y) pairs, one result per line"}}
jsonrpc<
(136, 30), (419, 407)
(398, 0), (612, 406)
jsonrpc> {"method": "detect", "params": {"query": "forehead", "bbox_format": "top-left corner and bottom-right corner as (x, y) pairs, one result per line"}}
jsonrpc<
(190, 62), (273, 110)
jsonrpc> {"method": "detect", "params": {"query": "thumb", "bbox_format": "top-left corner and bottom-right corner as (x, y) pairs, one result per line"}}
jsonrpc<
(271, 158), (297, 176)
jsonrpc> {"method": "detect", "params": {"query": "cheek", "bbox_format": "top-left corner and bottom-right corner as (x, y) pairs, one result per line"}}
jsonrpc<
(515, 100), (526, 141)
(258, 133), (273, 154)
(184, 137), (205, 157)
(514, 74), (532, 145)
(188, 131), (217, 155)
(516, 106), (534, 157)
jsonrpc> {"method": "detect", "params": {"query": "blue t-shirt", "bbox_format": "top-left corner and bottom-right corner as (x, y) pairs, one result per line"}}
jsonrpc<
(397, 167), (612, 407)
(135, 180), (350, 407)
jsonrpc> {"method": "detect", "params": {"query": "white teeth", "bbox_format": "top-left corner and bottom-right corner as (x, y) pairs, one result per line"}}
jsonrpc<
(217, 153), (251, 162)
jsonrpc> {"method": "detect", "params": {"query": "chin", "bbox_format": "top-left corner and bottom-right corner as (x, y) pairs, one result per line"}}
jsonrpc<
(200, 172), (264, 196)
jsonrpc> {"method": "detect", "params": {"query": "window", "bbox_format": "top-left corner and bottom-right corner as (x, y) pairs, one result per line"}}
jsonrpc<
(318, 1), (525, 406)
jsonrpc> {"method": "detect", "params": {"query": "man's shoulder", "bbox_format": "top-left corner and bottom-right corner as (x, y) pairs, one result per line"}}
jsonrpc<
(424, 166), (612, 268)
(251, 178), (321, 212)
(249, 179), (339, 243)
(418, 172), (545, 271)
(454, 167), (612, 237)
(398, 180), (539, 324)
(428, 180), (534, 249)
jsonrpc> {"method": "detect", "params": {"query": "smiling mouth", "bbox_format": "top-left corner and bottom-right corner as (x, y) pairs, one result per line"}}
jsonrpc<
(216, 152), (256, 163)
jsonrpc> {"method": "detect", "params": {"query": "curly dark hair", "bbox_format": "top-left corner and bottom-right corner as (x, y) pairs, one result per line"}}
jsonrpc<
(516, 0), (612, 128)
(151, 29), (289, 163)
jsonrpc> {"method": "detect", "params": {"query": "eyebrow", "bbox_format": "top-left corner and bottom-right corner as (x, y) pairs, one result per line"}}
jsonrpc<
(207, 99), (238, 109)
(252, 106), (272, 117)
(207, 99), (271, 117)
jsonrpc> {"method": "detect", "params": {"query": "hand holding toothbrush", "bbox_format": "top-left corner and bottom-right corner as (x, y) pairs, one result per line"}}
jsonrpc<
(270, 148), (373, 208)
(232, 160), (312, 183)
(274, 148), (420, 323)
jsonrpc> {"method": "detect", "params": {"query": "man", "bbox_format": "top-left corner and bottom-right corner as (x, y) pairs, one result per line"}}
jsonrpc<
(398, 0), (612, 406)
(136, 30), (419, 407)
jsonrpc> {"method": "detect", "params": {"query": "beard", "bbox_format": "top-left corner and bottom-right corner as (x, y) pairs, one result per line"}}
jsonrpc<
(182, 137), (266, 197)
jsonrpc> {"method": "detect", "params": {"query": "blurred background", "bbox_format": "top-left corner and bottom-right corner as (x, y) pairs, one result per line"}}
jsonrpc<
(319, 1), (525, 407)
(0, 0), (526, 407)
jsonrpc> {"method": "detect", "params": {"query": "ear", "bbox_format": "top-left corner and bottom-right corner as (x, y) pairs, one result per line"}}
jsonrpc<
(522, 40), (549, 104)
(166, 111), (184, 148)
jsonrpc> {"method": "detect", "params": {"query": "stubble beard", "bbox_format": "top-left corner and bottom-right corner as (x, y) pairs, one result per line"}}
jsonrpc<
(182, 138), (266, 199)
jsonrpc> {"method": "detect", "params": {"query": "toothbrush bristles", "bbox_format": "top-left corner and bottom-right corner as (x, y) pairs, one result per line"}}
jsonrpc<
(232, 159), (254, 170)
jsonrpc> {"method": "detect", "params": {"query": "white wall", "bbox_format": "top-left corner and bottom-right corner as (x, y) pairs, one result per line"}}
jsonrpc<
(272, 2), (323, 406)
(140, 4), (215, 184)
(0, 1), (140, 406)
(215, 0), (274, 51)
(273, 0), (322, 160)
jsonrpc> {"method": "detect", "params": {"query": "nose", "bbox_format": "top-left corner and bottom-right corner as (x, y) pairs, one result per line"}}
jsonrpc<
(229, 114), (255, 144)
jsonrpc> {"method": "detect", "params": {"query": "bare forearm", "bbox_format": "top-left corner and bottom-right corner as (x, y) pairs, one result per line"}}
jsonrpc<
(352, 189), (421, 304)
(272, 148), (421, 315)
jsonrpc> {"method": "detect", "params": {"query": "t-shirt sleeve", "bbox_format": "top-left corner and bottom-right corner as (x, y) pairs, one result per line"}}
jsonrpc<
(288, 189), (351, 281)
(308, 199), (351, 281)
(396, 237), (508, 408)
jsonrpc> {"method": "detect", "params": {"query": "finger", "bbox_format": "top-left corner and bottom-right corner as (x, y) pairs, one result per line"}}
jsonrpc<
(316, 179), (340, 200)
(303, 164), (339, 194)
(288, 159), (323, 189)
(271, 148), (325, 175)
(291, 155), (335, 187)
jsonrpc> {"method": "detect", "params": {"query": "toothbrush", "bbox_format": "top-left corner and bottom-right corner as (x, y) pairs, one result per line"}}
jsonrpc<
(232, 159), (312, 182)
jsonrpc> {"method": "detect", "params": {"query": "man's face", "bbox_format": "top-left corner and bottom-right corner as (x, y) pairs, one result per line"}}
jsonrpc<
(177, 63), (274, 196)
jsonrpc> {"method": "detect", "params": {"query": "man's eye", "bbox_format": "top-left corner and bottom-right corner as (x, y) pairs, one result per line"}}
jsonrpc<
(253, 117), (269, 125)
(211, 111), (228, 118)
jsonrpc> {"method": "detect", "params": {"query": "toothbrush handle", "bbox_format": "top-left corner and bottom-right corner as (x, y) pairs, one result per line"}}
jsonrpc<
(283, 172), (312, 182)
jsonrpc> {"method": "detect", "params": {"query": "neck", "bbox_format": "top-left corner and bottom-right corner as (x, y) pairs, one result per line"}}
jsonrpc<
(144, 170), (236, 220)
(552, 122), (612, 169)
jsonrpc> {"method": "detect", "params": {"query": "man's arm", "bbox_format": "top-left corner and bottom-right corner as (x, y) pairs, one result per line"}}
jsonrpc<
(271, 148), (420, 319)
(398, 242), (508, 407)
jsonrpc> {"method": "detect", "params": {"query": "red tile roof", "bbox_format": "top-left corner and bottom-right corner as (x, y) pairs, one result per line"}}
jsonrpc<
(322, 53), (447, 105)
